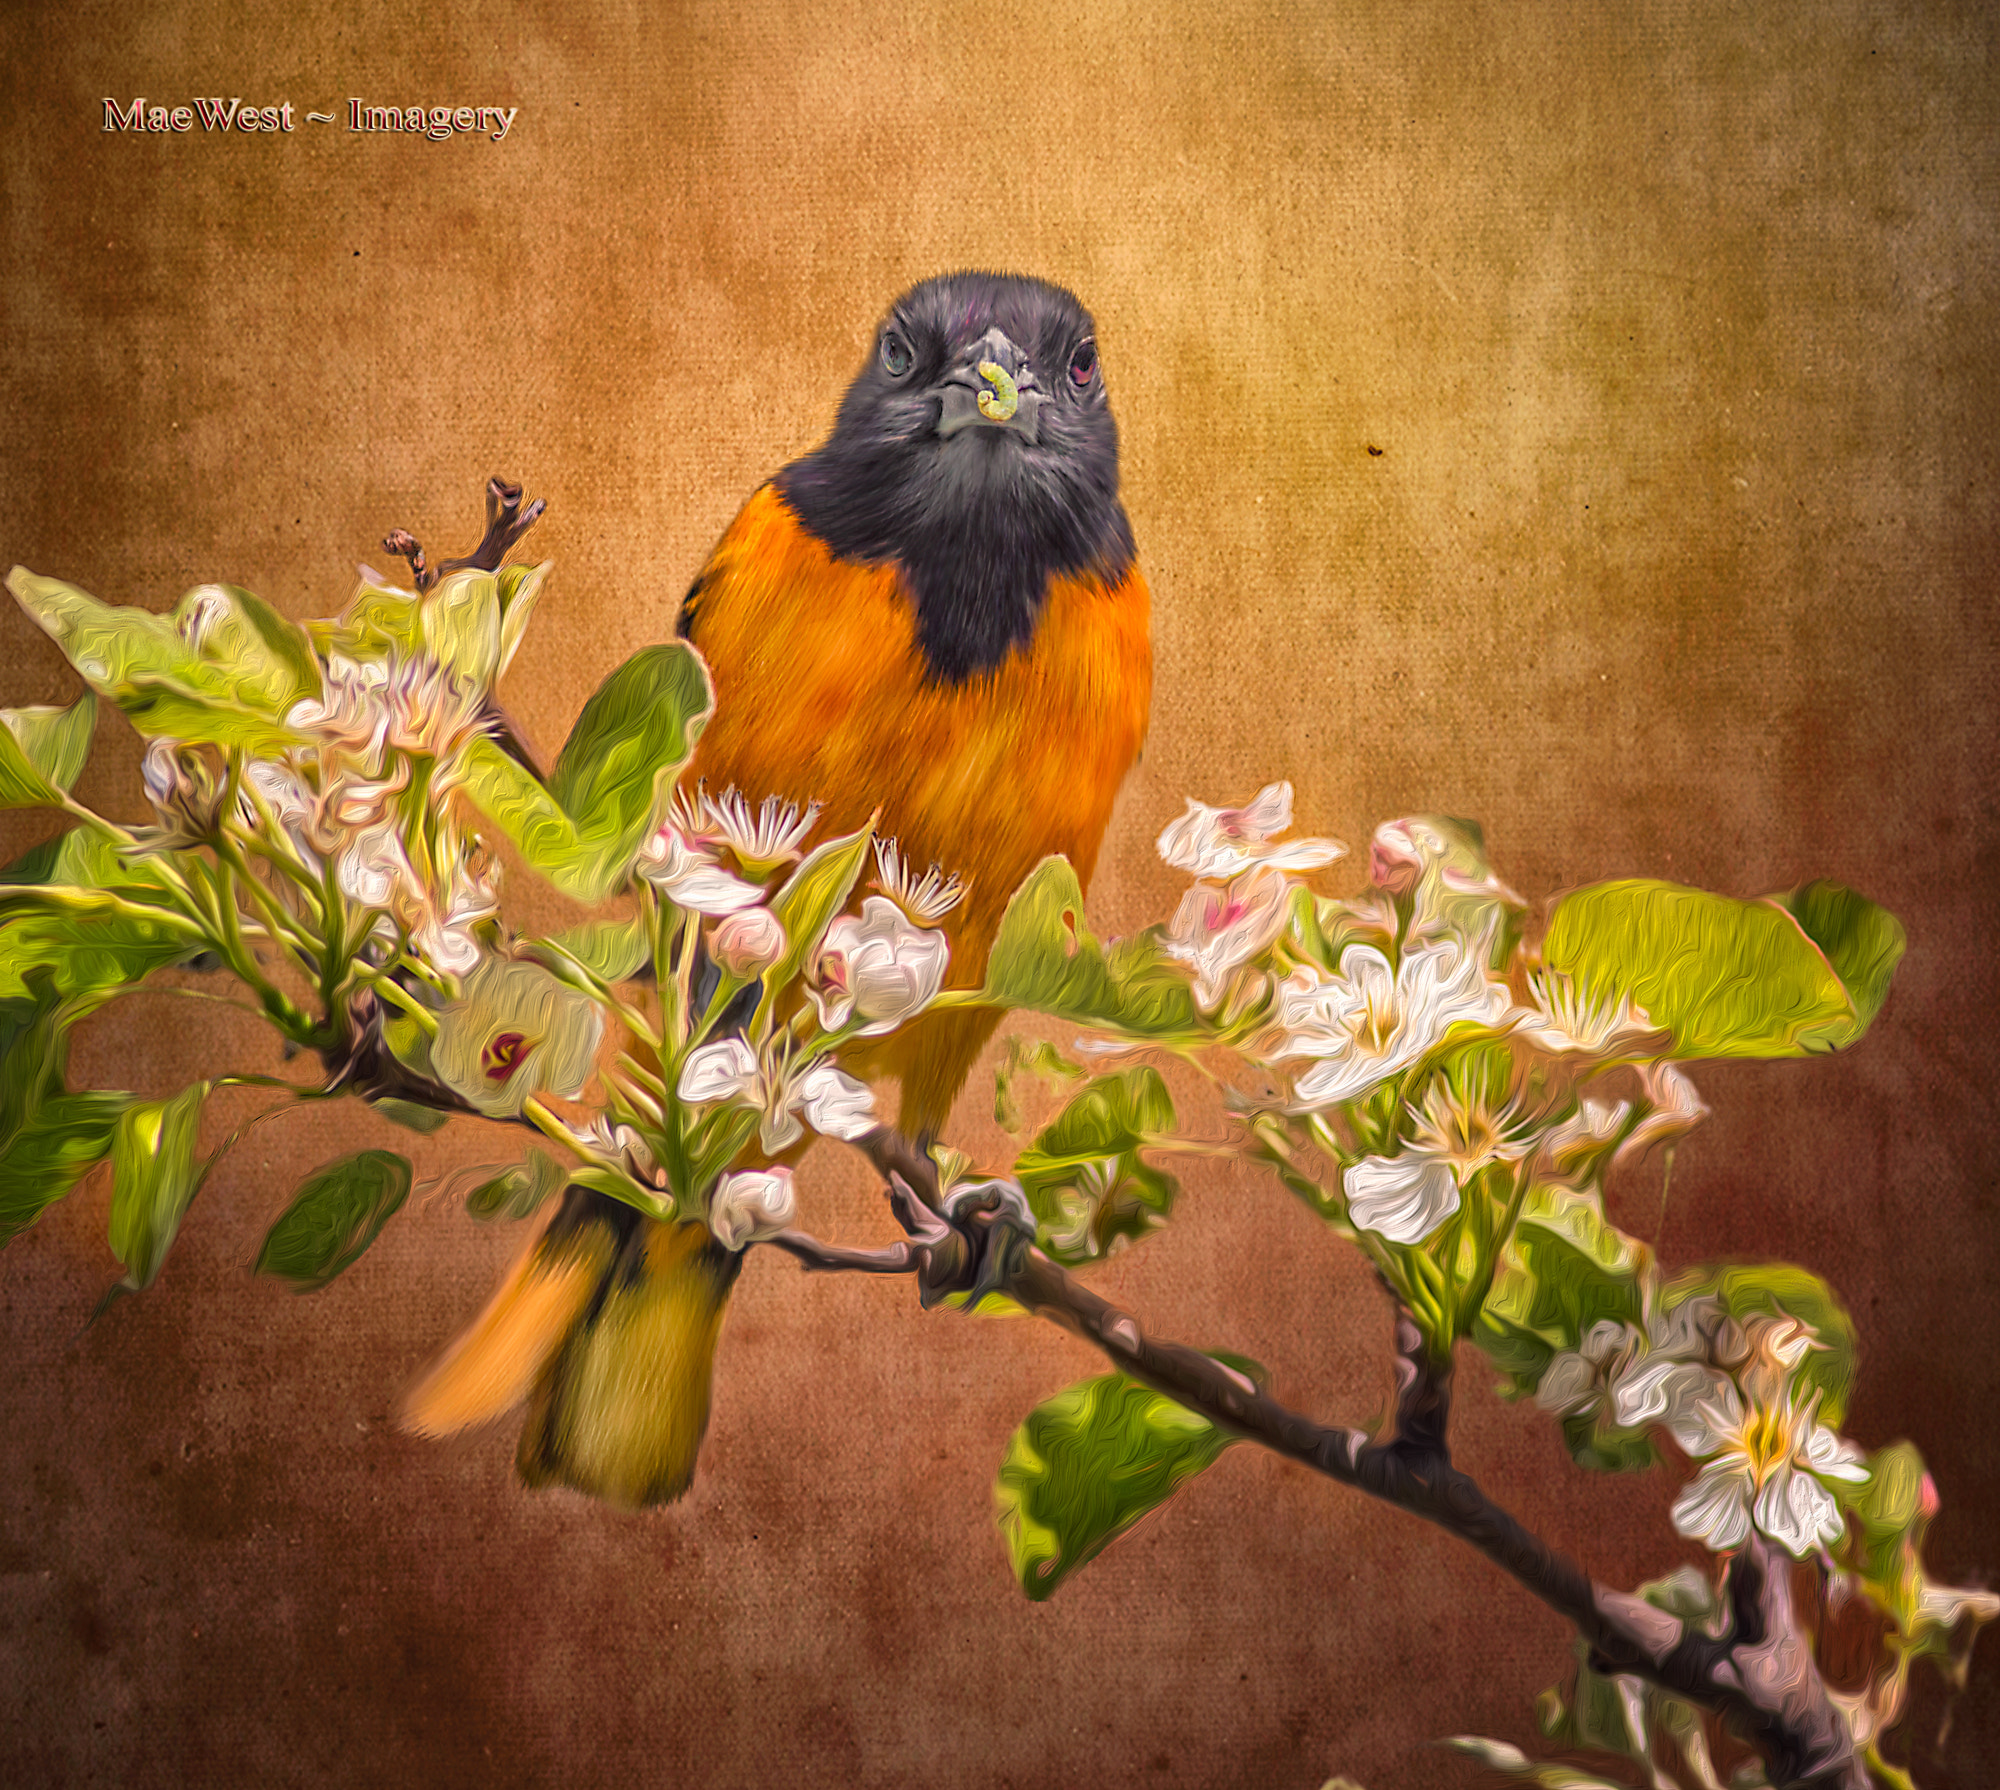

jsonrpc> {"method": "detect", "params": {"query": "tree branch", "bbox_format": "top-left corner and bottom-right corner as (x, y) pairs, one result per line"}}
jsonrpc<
(813, 1125), (1866, 1790)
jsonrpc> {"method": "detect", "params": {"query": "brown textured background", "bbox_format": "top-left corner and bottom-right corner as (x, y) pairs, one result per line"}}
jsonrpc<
(1, 3), (1994, 1786)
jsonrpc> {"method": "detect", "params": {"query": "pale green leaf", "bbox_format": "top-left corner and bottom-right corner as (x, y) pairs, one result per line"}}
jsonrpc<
(421, 570), (503, 689)
(979, 857), (1198, 1038)
(107, 1082), (211, 1289)
(1543, 878), (1903, 1059)
(0, 694), (97, 808)
(495, 560), (551, 678)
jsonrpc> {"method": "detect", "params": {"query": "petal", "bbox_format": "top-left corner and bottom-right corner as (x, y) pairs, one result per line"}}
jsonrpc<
(792, 1061), (877, 1140)
(1672, 1463), (1755, 1551)
(661, 861), (768, 915)
(1343, 1155), (1460, 1245)
(709, 1167), (797, 1251)
(677, 1037), (760, 1104)
(1801, 1422), (1872, 1483)
(1755, 1466), (1845, 1557)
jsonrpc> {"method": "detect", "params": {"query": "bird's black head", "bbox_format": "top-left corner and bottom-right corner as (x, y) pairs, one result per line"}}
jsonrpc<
(774, 271), (1135, 682)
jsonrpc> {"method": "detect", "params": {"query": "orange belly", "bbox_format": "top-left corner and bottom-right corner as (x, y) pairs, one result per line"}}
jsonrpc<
(679, 482), (1153, 1128)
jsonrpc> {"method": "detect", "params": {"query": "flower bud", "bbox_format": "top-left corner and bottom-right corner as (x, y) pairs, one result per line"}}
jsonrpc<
(710, 906), (787, 978)
(709, 1166), (797, 1251)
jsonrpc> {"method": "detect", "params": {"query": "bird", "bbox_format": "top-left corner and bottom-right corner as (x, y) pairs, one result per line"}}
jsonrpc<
(400, 272), (1154, 1507)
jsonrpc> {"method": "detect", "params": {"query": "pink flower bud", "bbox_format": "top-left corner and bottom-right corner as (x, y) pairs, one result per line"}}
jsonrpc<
(711, 906), (787, 978)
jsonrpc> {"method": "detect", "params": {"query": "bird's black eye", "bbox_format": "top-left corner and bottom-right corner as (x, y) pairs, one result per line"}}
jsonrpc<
(881, 332), (913, 377)
(1067, 339), (1098, 388)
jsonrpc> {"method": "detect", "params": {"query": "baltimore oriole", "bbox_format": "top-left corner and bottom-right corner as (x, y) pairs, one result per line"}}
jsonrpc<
(401, 272), (1153, 1506)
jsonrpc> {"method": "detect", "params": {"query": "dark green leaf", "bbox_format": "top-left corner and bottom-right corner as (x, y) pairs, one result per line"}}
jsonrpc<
(1774, 880), (1905, 1048)
(980, 857), (1198, 1038)
(0, 1091), (130, 1245)
(548, 641), (713, 876)
(107, 1082), (211, 1289)
(0, 694), (97, 808)
(1543, 878), (1902, 1059)
(1014, 1066), (1178, 1265)
(254, 1149), (411, 1291)
(994, 1354), (1262, 1601)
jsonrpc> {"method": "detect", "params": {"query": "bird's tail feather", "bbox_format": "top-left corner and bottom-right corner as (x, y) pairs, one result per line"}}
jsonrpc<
(400, 1187), (743, 1510)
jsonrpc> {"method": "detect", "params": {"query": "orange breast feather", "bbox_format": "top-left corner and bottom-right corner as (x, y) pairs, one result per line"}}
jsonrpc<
(679, 484), (1153, 1128)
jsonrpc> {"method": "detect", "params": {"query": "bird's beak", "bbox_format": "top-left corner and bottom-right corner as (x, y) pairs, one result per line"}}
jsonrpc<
(934, 326), (1046, 443)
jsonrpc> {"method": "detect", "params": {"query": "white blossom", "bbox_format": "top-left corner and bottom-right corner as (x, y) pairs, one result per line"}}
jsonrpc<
(1516, 973), (1657, 1056)
(677, 1040), (878, 1151)
(871, 836), (965, 924)
(809, 897), (949, 1035)
(1617, 1062), (1709, 1164)
(790, 1060), (877, 1140)
(709, 1167), (798, 1251)
(1162, 865), (1292, 1011)
(677, 1038), (761, 1106)
(1269, 940), (1509, 1110)
(710, 906), (788, 978)
(1156, 781), (1346, 881)
(701, 787), (820, 876)
(636, 821), (766, 914)
(1668, 1382), (1870, 1558)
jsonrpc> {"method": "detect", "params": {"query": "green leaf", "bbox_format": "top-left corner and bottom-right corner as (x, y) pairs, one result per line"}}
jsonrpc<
(8, 570), (308, 747)
(307, 575), (422, 661)
(466, 1148), (567, 1221)
(1477, 1183), (1650, 1437)
(11, 567), (200, 689)
(993, 1034), (1085, 1133)
(548, 642), (713, 878)
(1662, 1262), (1858, 1425)
(461, 643), (712, 903)
(1774, 880), (1905, 1048)
(994, 1354), (1261, 1601)
(979, 857), (1199, 1038)
(0, 694), (97, 808)
(371, 1096), (451, 1136)
(1013, 1066), (1178, 1265)
(421, 570), (503, 688)
(760, 821), (876, 997)
(107, 1083), (211, 1289)
(170, 583), (321, 712)
(0, 1090), (131, 1245)
(495, 560), (551, 678)
(254, 1149), (412, 1291)
(112, 679), (305, 754)
(0, 874), (202, 1008)
(530, 917), (651, 987)
(1543, 878), (1903, 1059)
